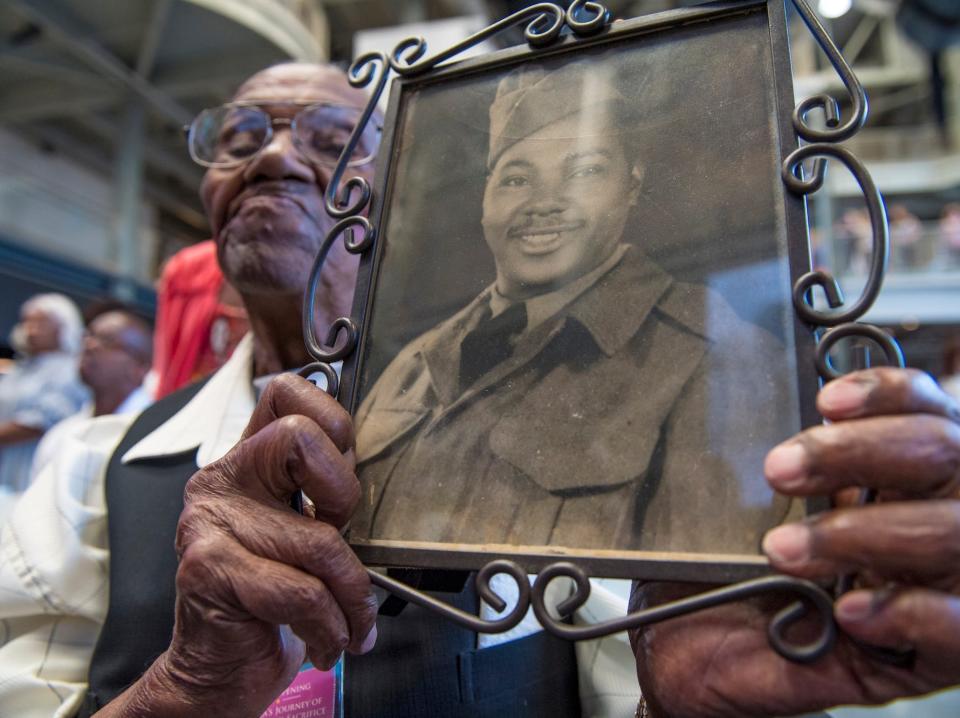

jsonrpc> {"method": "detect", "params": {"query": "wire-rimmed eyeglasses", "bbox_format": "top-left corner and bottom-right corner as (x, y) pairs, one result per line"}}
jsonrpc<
(185, 101), (380, 170)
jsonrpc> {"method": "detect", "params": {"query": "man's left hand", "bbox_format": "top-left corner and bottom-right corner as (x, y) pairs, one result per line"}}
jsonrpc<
(632, 368), (960, 717)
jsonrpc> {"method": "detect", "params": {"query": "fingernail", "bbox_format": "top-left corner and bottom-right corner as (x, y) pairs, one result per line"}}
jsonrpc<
(762, 524), (811, 565)
(835, 591), (875, 622)
(764, 443), (808, 488)
(360, 624), (378, 654)
(819, 379), (870, 415)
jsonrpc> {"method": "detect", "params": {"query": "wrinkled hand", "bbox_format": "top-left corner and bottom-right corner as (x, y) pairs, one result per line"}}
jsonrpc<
(631, 368), (960, 718)
(103, 374), (378, 718)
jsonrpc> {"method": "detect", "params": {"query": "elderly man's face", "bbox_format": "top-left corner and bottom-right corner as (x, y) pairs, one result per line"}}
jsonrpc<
(21, 307), (60, 355)
(200, 65), (374, 300)
(481, 112), (639, 300)
(79, 311), (151, 392)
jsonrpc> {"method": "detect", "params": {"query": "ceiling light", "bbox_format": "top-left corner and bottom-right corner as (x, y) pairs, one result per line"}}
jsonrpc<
(818, 0), (852, 18)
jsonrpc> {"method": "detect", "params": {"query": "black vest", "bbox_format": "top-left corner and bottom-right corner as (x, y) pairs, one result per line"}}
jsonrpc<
(79, 382), (579, 717)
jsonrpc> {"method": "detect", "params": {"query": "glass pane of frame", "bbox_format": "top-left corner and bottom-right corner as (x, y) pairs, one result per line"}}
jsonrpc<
(339, 1), (821, 581)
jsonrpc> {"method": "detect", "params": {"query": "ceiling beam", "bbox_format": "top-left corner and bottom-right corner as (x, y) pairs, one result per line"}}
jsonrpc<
(76, 113), (204, 191)
(136, 0), (174, 78)
(0, 50), (102, 86)
(841, 13), (880, 67)
(184, 0), (325, 61)
(868, 84), (930, 116)
(151, 51), (284, 96)
(2, 0), (193, 125)
(794, 66), (927, 100)
(0, 60), (262, 122)
(0, 86), (119, 122)
(19, 124), (208, 231)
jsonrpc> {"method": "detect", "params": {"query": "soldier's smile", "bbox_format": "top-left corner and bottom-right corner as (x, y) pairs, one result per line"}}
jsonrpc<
(511, 222), (585, 255)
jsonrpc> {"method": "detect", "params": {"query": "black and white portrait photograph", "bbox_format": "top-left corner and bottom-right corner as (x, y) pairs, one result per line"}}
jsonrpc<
(348, 11), (812, 563)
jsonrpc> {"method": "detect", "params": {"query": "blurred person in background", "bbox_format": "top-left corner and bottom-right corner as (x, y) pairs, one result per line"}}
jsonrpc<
(152, 239), (249, 399)
(30, 308), (154, 480)
(889, 202), (923, 269)
(838, 207), (875, 275)
(0, 293), (88, 520)
(940, 202), (960, 267)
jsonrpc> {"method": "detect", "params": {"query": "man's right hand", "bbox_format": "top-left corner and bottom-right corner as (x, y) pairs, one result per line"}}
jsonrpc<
(99, 374), (378, 718)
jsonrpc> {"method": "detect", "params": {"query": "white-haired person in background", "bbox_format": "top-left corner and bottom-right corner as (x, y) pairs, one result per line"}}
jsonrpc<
(0, 293), (89, 520)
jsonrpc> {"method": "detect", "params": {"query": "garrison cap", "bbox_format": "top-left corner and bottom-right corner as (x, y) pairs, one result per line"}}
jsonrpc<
(486, 59), (627, 170)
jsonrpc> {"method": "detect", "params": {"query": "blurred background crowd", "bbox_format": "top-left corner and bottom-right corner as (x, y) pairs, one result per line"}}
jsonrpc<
(0, 0), (957, 620)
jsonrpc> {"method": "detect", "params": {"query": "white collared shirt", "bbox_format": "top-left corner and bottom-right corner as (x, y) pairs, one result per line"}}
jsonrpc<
(121, 334), (258, 468)
(29, 385), (157, 483)
(0, 336), (258, 718)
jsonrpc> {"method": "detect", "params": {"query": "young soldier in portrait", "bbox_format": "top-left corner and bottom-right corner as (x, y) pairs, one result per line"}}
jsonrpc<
(354, 60), (799, 553)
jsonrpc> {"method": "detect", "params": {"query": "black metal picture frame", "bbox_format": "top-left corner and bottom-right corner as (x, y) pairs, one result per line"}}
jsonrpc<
(324, 0), (817, 580)
(299, 0), (901, 656)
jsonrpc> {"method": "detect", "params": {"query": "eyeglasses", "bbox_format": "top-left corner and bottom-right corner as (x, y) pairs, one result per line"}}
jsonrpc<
(185, 101), (380, 170)
(83, 330), (150, 363)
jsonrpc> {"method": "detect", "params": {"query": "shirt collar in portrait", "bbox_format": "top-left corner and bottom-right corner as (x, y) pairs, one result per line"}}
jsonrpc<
(488, 243), (630, 333)
(412, 245), (677, 409)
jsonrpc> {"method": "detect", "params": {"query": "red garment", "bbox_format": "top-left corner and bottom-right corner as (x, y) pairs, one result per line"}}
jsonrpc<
(152, 241), (247, 398)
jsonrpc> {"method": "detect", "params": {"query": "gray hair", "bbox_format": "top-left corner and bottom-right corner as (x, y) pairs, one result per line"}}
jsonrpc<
(22, 293), (84, 355)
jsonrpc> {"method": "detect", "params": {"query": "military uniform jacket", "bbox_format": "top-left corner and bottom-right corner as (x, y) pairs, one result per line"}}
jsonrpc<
(354, 247), (797, 554)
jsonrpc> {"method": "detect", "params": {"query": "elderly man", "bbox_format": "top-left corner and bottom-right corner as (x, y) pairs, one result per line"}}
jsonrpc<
(0, 293), (88, 517)
(0, 63), (585, 718)
(30, 309), (154, 479)
(77, 310), (153, 416)
(0, 61), (957, 718)
(354, 61), (797, 553)
(0, 64), (369, 717)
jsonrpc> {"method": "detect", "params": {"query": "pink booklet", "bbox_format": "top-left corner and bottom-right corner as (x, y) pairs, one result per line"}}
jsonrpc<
(261, 661), (341, 718)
